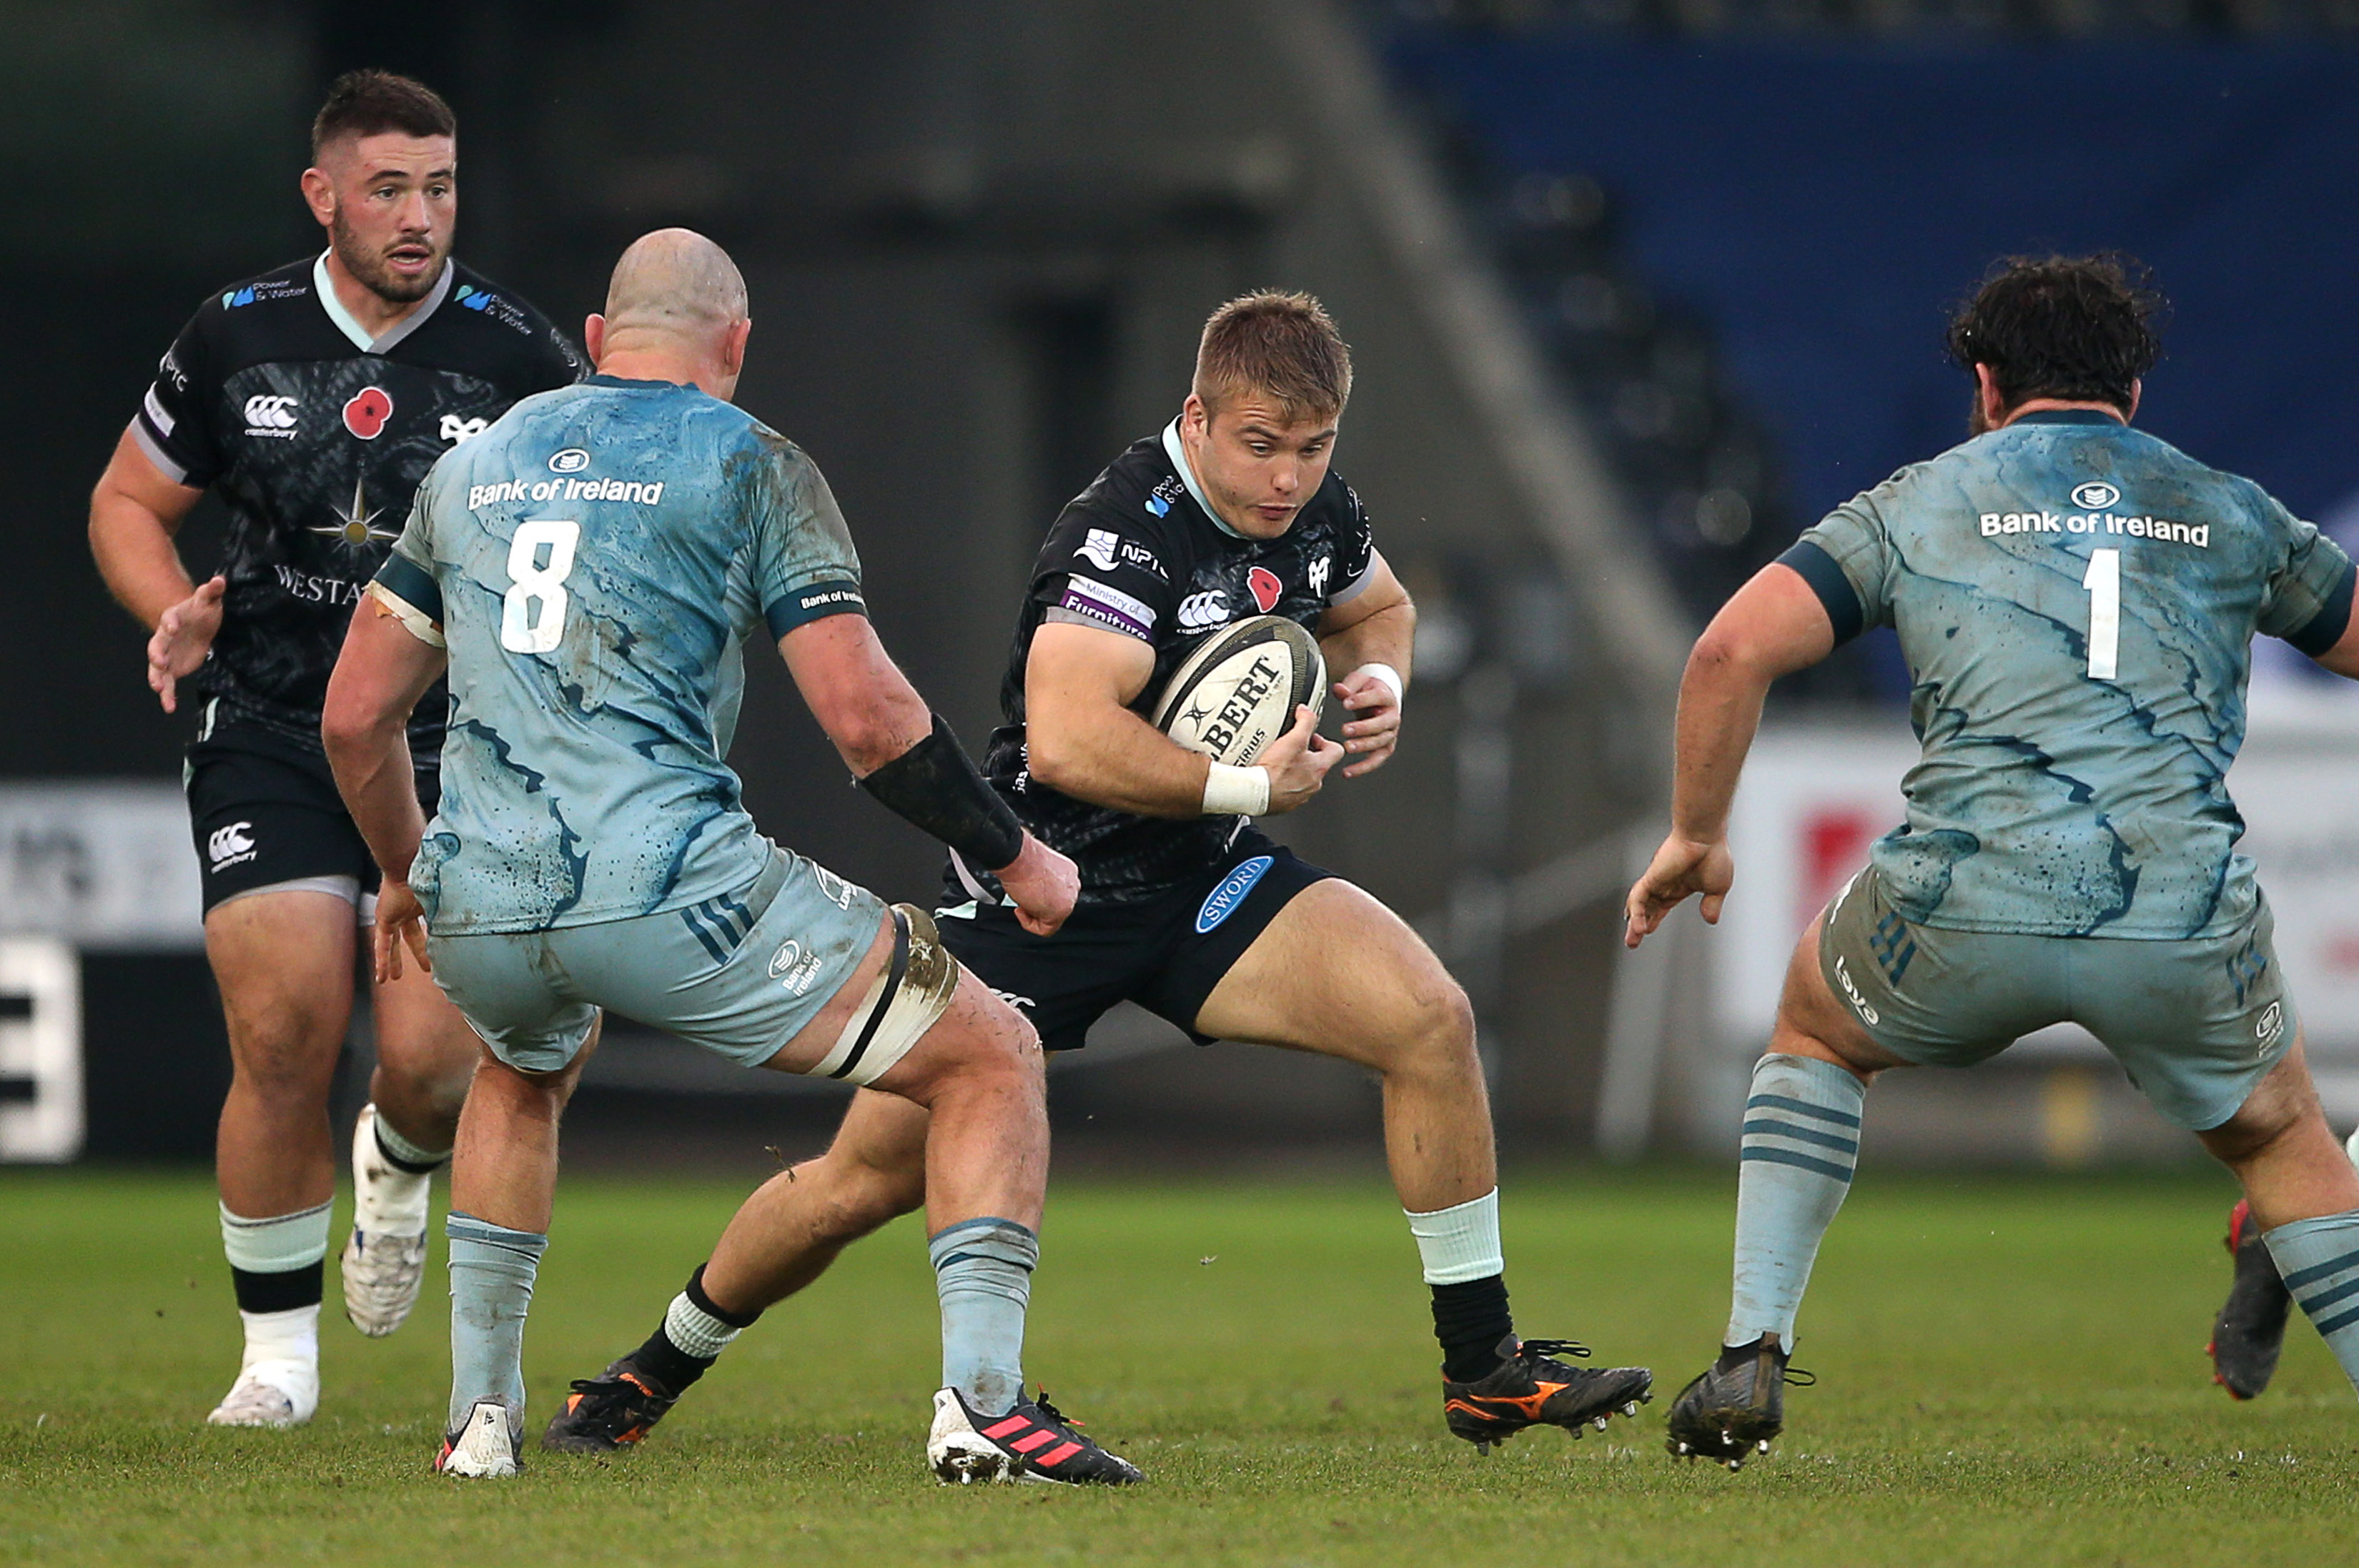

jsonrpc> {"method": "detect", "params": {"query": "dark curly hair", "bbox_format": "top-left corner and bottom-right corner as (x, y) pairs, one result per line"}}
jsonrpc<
(1946, 254), (2164, 415)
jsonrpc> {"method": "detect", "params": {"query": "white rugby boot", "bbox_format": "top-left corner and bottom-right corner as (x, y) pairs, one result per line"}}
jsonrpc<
(342, 1103), (432, 1337)
(436, 1399), (523, 1477)
(206, 1311), (320, 1429)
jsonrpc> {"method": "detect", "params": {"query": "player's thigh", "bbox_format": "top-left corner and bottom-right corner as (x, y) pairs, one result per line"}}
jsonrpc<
(2072, 904), (2295, 1132)
(864, 961), (1044, 1106)
(1811, 866), (2059, 1072)
(1193, 878), (1470, 1070)
(204, 890), (358, 1082)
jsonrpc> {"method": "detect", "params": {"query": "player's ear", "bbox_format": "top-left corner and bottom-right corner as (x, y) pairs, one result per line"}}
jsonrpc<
(583, 314), (607, 368)
(1181, 392), (1209, 442)
(2123, 378), (2142, 423)
(1974, 363), (2006, 428)
(722, 318), (751, 377)
(299, 165), (336, 229)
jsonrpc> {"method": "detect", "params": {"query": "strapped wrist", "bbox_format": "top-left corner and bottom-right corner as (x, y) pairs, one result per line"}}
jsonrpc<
(1350, 661), (1405, 708)
(1202, 762), (1270, 817)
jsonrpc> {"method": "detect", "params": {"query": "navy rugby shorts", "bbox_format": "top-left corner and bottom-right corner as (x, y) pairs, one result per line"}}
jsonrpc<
(934, 828), (1333, 1053)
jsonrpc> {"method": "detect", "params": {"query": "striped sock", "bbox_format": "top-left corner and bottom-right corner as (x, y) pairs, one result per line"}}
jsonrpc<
(2263, 1209), (2359, 1392)
(929, 1217), (1038, 1417)
(1726, 1053), (1866, 1348)
(445, 1212), (548, 1433)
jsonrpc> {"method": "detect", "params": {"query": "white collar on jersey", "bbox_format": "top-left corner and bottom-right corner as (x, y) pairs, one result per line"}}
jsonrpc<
(312, 250), (455, 354)
(1161, 417), (1245, 540)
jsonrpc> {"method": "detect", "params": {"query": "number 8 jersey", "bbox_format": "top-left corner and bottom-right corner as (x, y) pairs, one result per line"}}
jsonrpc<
(371, 374), (868, 935)
(1781, 409), (2355, 940)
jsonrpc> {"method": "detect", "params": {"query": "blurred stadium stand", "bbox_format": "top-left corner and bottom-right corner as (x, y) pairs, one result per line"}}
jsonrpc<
(11, 2), (2355, 1170)
(4, 1), (1679, 1171)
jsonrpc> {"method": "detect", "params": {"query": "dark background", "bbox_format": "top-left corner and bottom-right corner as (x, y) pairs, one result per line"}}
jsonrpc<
(13, 0), (2358, 1167)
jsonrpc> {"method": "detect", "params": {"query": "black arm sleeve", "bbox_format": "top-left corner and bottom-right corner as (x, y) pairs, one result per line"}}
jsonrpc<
(858, 715), (1026, 871)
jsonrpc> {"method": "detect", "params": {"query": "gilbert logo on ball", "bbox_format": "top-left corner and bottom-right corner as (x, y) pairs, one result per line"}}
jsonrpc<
(343, 386), (395, 440)
(1248, 567), (1282, 613)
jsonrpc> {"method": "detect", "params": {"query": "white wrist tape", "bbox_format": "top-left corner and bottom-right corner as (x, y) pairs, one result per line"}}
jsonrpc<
(1202, 762), (1270, 817)
(1351, 661), (1405, 709)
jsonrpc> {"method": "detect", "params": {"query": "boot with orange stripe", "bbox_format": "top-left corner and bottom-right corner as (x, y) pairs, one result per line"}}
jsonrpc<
(540, 1354), (681, 1454)
(927, 1386), (1143, 1485)
(1441, 1335), (1653, 1454)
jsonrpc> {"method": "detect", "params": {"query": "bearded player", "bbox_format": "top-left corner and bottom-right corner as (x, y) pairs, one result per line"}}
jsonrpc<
(1625, 255), (2359, 1468)
(541, 292), (1651, 1467)
(86, 71), (578, 1426)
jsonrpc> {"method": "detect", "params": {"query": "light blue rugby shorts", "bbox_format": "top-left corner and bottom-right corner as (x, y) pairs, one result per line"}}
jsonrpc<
(427, 843), (886, 1076)
(1816, 865), (2294, 1131)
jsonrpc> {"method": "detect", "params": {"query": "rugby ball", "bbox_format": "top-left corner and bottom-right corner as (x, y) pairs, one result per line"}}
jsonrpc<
(1149, 615), (1325, 765)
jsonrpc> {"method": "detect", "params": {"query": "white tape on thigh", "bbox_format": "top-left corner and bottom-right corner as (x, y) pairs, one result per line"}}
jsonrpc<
(808, 905), (958, 1087)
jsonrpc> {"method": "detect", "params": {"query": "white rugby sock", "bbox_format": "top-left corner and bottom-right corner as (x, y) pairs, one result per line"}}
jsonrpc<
(355, 1109), (440, 1237)
(1405, 1189), (1505, 1284)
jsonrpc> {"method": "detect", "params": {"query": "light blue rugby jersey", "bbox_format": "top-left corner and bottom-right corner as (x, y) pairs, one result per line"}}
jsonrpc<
(1784, 410), (2355, 940)
(373, 374), (867, 934)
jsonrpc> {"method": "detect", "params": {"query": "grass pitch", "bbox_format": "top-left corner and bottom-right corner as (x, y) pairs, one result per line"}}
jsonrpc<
(4, 1164), (2357, 1566)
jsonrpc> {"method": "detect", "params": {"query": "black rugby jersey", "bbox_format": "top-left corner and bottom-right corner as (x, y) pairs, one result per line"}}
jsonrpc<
(959, 420), (1377, 908)
(131, 254), (580, 765)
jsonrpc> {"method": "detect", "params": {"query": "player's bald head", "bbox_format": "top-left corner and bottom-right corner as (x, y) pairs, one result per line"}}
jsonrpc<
(603, 229), (748, 339)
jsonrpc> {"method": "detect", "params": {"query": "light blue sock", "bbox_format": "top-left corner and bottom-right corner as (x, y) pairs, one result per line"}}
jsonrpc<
(445, 1212), (548, 1432)
(1726, 1053), (1866, 1348)
(2263, 1210), (2359, 1394)
(928, 1216), (1037, 1416)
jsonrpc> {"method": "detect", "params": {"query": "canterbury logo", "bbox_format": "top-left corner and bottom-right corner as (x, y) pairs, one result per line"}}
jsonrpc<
(206, 820), (257, 871)
(242, 394), (297, 432)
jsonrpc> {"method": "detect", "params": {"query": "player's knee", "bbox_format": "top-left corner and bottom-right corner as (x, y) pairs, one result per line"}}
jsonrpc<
(1393, 975), (1478, 1074)
(227, 1036), (339, 1103)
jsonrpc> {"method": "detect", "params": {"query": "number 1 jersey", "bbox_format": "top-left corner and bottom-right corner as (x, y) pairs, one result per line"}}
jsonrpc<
(1784, 409), (2354, 940)
(373, 375), (868, 934)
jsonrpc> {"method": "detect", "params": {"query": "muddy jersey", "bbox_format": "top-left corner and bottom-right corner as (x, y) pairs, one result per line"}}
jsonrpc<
(963, 420), (1378, 909)
(131, 254), (581, 765)
(1784, 410), (2355, 940)
(374, 375), (869, 934)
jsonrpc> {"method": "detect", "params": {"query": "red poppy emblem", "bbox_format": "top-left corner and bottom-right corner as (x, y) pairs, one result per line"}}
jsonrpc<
(1248, 567), (1282, 613)
(342, 387), (394, 440)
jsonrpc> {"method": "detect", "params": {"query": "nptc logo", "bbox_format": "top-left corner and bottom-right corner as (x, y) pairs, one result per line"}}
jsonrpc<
(343, 387), (394, 440)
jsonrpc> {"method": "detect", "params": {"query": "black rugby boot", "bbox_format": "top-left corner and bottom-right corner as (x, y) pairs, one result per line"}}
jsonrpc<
(1666, 1331), (1813, 1471)
(928, 1386), (1144, 1485)
(1441, 1335), (1653, 1454)
(2210, 1199), (2293, 1401)
(541, 1355), (683, 1453)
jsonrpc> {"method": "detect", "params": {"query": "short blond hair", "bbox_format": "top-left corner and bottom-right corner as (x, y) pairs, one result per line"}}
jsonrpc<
(1192, 291), (1353, 422)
